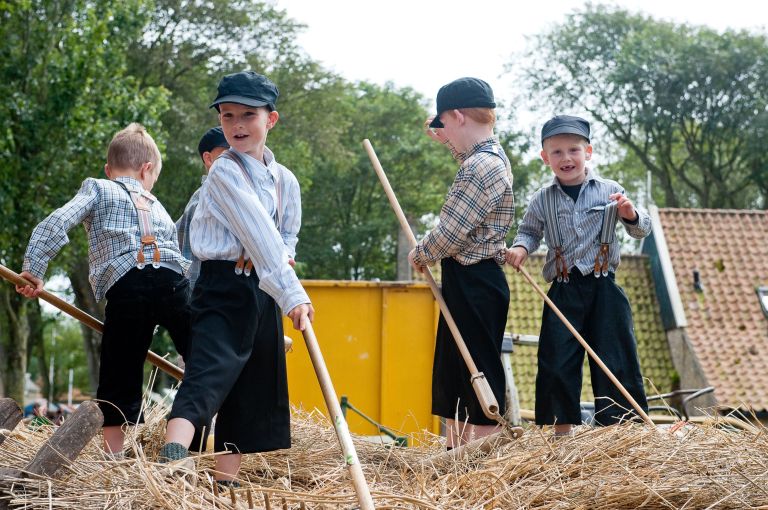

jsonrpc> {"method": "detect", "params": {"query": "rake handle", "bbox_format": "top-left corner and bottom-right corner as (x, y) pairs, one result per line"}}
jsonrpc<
(0, 263), (184, 381)
(517, 265), (654, 426)
(301, 322), (375, 510)
(363, 139), (500, 421)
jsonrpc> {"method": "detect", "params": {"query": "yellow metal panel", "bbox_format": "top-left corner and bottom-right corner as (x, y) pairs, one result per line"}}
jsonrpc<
(284, 282), (383, 435)
(380, 287), (439, 439)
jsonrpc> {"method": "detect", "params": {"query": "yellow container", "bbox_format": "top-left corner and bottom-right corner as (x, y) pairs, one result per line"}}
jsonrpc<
(283, 280), (442, 441)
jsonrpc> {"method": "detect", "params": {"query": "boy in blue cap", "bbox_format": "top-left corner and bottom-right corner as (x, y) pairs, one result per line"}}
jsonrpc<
(159, 71), (313, 484)
(412, 77), (514, 447)
(506, 115), (650, 435)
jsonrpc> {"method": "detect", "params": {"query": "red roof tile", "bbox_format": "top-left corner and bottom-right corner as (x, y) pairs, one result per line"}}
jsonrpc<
(657, 208), (768, 411)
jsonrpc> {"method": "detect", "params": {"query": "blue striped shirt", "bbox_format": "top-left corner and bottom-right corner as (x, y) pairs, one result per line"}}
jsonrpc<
(189, 148), (309, 312)
(512, 169), (651, 282)
(23, 177), (188, 301)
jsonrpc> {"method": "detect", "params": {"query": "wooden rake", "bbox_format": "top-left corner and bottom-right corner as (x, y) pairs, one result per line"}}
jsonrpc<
(516, 265), (654, 426)
(363, 139), (501, 423)
(0, 263), (183, 380)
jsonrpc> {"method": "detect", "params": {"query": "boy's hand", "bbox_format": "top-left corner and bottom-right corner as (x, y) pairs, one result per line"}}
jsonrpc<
(288, 258), (296, 268)
(609, 193), (638, 221)
(505, 246), (528, 270)
(16, 271), (44, 298)
(408, 249), (427, 274)
(424, 118), (449, 144)
(287, 303), (314, 331)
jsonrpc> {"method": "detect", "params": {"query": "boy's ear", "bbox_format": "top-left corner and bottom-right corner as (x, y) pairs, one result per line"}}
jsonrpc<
(266, 110), (279, 129)
(104, 164), (112, 179)
(585, 144), (593, 160)
(540, 149), (550, 165)
(139, 161), (155, 177)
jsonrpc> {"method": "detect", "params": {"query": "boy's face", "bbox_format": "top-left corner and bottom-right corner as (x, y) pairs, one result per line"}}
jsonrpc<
(541, 134), (592, 186)
(202, 146), (228, 172)
(218, 102), (278, 155)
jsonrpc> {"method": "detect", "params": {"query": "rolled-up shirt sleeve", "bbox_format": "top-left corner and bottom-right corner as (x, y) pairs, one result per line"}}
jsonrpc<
(206, 163), (310, 312)
(512, 190), (545, 255)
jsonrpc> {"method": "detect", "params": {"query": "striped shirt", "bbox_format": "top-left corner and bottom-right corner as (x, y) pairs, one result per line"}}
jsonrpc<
(23, 177), (188, 301)
(190, 148), (309, 312)
(512, 169), (651, 282)
(177, 147), (301, 289)
(413, 137), (514, 266)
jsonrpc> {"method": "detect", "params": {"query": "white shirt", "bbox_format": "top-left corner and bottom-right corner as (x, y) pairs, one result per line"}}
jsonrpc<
(190, 148), (309, 312)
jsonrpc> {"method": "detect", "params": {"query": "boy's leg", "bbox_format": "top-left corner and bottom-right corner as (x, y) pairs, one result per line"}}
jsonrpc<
(164, 262), (260, 455)
(584, 276), (648, 426)
(98, 270), (156, 453)
(535, 278), (589, 427)
(155, 272), (210, 453)
(213, 288), (290, 479)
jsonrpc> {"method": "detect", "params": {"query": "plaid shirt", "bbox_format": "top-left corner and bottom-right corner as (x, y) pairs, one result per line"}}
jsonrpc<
(176, 179), (204, 287)
(512, 169), (652, 282)
(413, 137), (514, 266)
(23, 176), (188, 301)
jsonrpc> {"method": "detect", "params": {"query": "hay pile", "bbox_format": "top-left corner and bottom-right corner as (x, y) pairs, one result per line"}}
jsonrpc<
(1, 404), (766, 509)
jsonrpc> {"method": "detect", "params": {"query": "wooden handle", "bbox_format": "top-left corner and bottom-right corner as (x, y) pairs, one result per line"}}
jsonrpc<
(301, 322), (375, 509)
(0, 264), (184, 381)
(363, 139), (500, 422)
(517, 265), (654, 426)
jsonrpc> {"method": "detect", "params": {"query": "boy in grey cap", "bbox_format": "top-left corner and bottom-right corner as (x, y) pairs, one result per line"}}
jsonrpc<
(506, 115), (650, 435)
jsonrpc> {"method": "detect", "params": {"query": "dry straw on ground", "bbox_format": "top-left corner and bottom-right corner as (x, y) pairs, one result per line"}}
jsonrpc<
(1, 403), (766, 509)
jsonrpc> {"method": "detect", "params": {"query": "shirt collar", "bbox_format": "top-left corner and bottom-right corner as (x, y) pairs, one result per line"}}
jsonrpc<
(232, 147), (277, 181)
(464, 136), (499, 159)
(114, 176), (149, 192)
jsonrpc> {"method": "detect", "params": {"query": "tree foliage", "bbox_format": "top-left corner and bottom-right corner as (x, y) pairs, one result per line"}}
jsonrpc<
(521, 4), (768, 209)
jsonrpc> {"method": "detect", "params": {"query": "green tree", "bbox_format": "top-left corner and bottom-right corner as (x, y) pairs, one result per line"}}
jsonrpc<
(0, 0), (168, 400)
(520, 4), (768, 209)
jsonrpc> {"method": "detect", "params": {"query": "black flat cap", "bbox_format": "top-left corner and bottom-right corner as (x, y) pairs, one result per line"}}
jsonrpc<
(209, 71), (279, 111)
(197, 127), (229, 157)
(429, 77), (496, 128)
(541, 115), (590, 145)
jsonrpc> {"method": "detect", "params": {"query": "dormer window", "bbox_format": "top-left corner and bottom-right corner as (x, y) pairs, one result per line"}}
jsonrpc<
(758, 287), (768, 319)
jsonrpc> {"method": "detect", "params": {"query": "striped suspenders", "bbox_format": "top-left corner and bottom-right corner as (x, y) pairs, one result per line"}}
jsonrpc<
(119, 184), (161, 269)
(218, 150), (283, 276)
(543, 186), (619, 281)
(543, 186), (570, 282)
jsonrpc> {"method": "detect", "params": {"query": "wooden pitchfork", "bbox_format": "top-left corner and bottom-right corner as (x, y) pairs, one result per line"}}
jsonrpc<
(0, 263), (183, 380)
(363, 139), (501, 422)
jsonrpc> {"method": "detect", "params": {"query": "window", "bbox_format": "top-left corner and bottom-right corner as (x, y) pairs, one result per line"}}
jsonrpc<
(758, 287), (768, 319)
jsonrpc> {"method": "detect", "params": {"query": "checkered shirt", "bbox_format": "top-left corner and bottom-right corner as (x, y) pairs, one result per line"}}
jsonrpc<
(23, 176), (189, 301)
(413, 137), (514, 266)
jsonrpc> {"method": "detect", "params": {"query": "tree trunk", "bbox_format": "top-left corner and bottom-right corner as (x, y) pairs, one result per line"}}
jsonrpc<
(68, 259), (103, 394)
(0, 287), (30, 403)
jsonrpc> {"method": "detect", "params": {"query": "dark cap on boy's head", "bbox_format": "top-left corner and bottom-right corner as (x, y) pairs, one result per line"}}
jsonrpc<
(209, 71), (279, 111)
(541, 115), (590, 146)
(197, 127), (229, 157)
(429, 77), (496, 128)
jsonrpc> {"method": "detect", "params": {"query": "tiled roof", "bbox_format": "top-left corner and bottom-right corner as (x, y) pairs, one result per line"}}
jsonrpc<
(505, 254), (677, 411)
(656, 208), (768, 412)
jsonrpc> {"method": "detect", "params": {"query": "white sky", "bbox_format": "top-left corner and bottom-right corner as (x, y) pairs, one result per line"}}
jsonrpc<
(274, 0), (766, 128)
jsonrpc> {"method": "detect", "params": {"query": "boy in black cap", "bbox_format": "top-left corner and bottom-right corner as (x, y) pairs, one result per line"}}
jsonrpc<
(159, 71), (313, 484)
(411, 77), (514, 447)
(506, 114), (650, 435)
(176, 126), (229, 288)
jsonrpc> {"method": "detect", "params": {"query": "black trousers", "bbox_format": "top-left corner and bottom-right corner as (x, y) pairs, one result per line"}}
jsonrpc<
(431, 258), (509, 425)
(98, 267), (191, 426)
(169, 260), (290, 453)
(535, 270), (648, 426)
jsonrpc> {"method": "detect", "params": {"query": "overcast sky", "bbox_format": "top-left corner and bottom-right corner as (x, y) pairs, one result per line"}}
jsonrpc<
(274, 0), (766, 127)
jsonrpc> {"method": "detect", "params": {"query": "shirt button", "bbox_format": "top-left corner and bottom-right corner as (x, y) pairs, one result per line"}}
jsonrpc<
(578, 244), (583, 248)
